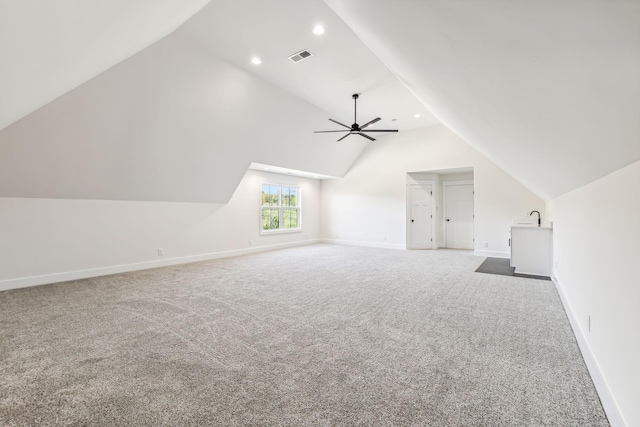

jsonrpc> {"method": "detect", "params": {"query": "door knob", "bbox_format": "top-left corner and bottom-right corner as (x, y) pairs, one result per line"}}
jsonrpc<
(446, 219), (450, 221)
(411, 219), (414, 222)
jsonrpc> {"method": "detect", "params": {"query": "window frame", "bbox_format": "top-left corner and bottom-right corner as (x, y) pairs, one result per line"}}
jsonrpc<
(259, 182), (302, 235)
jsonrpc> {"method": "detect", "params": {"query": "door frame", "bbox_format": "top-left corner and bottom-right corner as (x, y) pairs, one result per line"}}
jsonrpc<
(406, 179), (436, 249)
(442, 180), (474, 249)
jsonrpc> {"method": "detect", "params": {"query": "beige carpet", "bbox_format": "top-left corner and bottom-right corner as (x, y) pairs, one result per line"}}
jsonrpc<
(0, 244), (608, 426)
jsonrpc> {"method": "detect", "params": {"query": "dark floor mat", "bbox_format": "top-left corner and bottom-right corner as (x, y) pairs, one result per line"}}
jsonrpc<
(475, 257), (551, 281)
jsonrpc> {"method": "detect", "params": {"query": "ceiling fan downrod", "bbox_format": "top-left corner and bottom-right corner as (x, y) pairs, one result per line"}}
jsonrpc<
(353, 93), (359, 128)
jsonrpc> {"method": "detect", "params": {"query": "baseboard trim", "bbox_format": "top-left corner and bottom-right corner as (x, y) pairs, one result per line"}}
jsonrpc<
(473, 250), (510, 258)
(320, 238), (405, 250)
(0, 239), (320, 292)
(552, 274), (626, 427)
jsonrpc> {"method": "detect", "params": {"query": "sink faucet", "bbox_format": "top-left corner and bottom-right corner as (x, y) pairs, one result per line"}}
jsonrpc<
(530, 210), (541, 227)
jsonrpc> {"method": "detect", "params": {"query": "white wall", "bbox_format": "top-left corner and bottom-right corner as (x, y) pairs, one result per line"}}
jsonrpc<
(547, 159), (640, 427)
(0, 169), (319, 291)
(320, 125), (544, 255)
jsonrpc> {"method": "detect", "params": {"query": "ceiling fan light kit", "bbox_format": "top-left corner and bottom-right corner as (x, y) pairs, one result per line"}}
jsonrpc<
(314, 94), (398, 141)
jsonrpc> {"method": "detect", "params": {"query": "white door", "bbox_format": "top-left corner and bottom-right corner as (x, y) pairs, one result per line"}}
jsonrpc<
(445, 184), (474, 249)
(409, 184), (433, 249)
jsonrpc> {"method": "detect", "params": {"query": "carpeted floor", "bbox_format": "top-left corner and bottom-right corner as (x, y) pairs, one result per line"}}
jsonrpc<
(0, 244), (608, 426)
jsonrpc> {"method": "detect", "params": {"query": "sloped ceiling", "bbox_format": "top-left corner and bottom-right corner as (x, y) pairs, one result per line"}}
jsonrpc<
(324, 0), (640, 200)
(0, 0), (211, 131)
(1, 0), (638, 203)
(0, 33), (367, 203)
(176, 0), (439, 132)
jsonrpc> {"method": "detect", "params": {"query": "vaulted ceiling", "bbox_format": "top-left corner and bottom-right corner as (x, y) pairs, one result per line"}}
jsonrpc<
(1, 0), (638, 202)
(324, 0), (640, 200)
(0, 0), (211, 131)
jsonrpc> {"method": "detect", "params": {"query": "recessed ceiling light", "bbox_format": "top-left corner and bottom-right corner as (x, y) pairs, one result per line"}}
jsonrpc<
(251, 57), (262, 65)
(414, 113), (421, 118)
(312, 25), (325, 35)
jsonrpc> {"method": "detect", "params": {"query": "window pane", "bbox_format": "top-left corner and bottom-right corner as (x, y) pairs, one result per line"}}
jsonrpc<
(261, 184), (279, 207)
(282, 186), (298, 207)
(283, 209), (299, 229)
(262, 208), (279, 230)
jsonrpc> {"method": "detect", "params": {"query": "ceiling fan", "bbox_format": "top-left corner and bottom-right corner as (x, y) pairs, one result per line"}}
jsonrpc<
(314, 94), (398, 141)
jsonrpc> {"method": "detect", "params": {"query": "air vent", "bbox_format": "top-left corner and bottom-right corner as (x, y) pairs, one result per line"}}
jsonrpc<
(289, 49), (313, 63)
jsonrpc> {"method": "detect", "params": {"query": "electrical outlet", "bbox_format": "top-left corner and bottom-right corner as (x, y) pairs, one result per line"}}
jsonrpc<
(158, 248), (164, 256)
(483, 241), (488, 248)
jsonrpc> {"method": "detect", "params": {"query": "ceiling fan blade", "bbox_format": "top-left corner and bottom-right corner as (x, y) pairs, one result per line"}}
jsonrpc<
(360, 117), (381, 129)
(337, 133), (352, 142)
(316, 95), (395, 142)
(329, 118), (351, 129)
(357, 132), (375, 141)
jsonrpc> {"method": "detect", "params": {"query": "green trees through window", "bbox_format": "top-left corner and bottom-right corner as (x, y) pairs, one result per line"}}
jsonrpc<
(261, 184), (300, 231)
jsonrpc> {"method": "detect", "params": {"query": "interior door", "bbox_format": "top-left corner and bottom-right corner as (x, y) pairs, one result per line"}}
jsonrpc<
(445, 184), (474, 249)
(409, 184), (433, 249)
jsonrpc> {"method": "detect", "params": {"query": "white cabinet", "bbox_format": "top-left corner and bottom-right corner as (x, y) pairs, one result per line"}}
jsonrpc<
(510, 225), (553, 277)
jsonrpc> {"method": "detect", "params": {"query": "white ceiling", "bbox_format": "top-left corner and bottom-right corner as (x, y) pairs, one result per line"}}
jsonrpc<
(0, 0), (211, 130)
(249, 163), (336, 180)
(0, 33), (368, 203)
(175, 0), (438, 134)
(323, 0), (640, 199)
(1, 0), (638, 201)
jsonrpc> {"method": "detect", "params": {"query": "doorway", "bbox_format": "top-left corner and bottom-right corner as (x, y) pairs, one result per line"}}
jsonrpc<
(408, 183), (433, 249)
(406, 169), (473, 250)
(443, 181), (474, 249)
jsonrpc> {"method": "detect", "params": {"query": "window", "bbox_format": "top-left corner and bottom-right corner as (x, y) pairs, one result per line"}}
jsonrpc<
(261, 183), (300, 232)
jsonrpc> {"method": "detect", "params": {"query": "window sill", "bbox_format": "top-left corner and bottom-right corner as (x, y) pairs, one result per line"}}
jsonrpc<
(260, 228), (303, 236)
